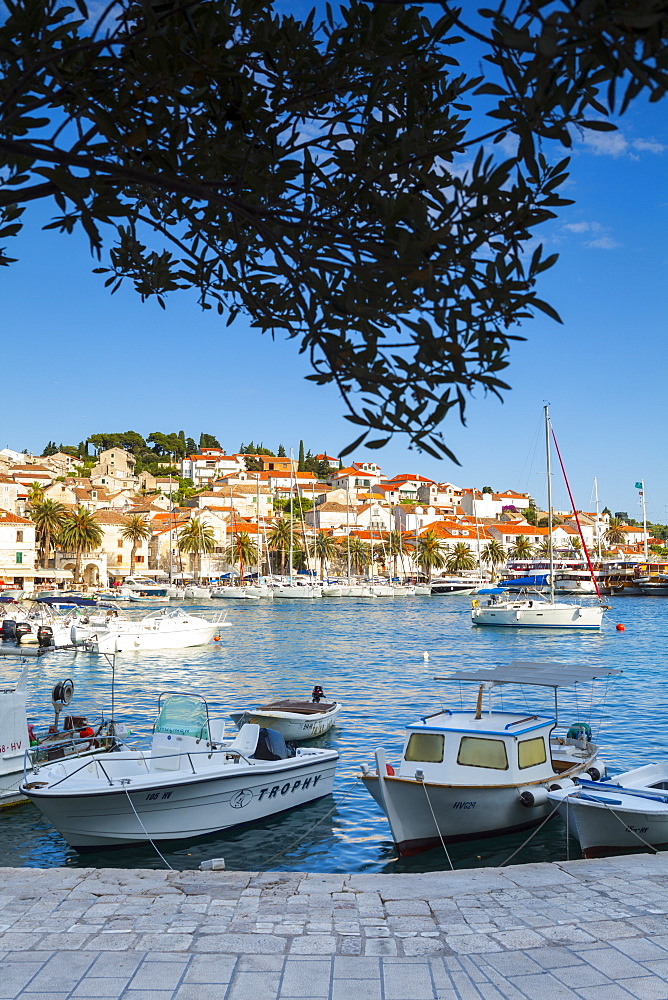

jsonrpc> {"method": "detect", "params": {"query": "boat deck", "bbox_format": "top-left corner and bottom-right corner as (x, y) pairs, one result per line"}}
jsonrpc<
(259, 700), (337, 714)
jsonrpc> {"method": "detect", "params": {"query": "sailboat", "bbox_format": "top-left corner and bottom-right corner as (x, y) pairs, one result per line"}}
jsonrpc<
(471, 406), (605, 628)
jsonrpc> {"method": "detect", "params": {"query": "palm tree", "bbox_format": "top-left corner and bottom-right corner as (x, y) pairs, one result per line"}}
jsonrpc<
(29, 499), (67, 567)
(570, 535), (582, 559)
(225, 531), (258, 579)
(58, 506), (103, 584)
(178, 517), (215, 581)
(536, 539), (551, 557)
(509, 535), (534, 560)
(309, 531), (338, 580)
(481, 538), (505, 581)
(121, 514), (151, 576)
(348, 537), (371, 576)
(605, 517), (627, 547)
(26, 482), (45, 508)
(267, 518), (292, 574)
(415, 530), (446, 582)
(445, 542), (476, 574)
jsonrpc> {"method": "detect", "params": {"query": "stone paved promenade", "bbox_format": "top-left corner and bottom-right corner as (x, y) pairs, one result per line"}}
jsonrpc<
(1, 854), (668, 998)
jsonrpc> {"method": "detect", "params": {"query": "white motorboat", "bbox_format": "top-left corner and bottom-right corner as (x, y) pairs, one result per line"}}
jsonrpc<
(431, 577), (489, 596)
(553, 571), (598, 595)
(21, 692), (339, 850)
(359, 660), (618, 856)
(127, 592), (170, 603)
(211, 586), (261, 600)
(122, 577), (170, 596)
(472, 592), (604, 628)
(273, 584), (322, 599)
(0, 669), (117, 808)
(230, 696), (342, 741)
(184, 585), (212, 599)
(547, 763), (668, 857)
(72, 608), (230, 653)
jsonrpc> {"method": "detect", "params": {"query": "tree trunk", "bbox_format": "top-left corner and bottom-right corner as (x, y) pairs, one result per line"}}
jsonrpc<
(131, 543), (137, 576)
(74, 550), (82, 584)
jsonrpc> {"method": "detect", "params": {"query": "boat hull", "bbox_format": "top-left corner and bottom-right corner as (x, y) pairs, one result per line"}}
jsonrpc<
(472, 602), (603, 628)
(230, 703), (341, 741)
(24, 753), (338, 849)
(87, 623), (221, 652)
(361, 773), (561, 855)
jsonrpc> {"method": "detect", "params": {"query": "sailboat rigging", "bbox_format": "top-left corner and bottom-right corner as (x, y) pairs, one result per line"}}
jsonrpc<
(471, 405), (606, 629)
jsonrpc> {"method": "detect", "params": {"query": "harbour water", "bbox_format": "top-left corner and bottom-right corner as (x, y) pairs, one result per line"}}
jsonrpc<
(1, 594), (666, 873)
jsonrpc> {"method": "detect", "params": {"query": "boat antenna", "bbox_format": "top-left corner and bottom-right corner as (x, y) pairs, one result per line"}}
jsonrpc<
(544, 404), (555, 604)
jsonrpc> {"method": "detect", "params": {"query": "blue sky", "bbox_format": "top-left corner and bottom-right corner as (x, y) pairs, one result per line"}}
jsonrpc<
(1, 47), (666, 523)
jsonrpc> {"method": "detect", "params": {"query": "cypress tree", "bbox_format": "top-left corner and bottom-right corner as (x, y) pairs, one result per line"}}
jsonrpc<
(298, 440), (305, 471)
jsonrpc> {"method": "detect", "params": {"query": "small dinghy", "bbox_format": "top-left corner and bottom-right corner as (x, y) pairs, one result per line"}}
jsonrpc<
(547, 762), (668, 857)
(230, 687), (341, 742)
(21, 691), (338, 850)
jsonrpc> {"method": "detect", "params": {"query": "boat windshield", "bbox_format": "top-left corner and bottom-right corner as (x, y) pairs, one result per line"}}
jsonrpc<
(155, 694), (208, 738)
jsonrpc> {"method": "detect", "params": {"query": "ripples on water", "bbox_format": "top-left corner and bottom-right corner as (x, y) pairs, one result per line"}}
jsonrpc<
(2, 595), (666, 873)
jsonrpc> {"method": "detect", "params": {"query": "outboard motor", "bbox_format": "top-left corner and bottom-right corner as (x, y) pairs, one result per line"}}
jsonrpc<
(15, 622), (32, 642)
(37, 625), (54, 648)
(253, 728), (297, 761)
(1, 619), (17, 639)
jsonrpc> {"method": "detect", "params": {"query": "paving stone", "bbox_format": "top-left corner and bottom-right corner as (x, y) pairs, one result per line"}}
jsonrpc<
(226, 971), (281, 1000)
(401, 937), (445, 957)
(620, 976), (668, 999)
(382, 961), (435, 1000)
(333, 957), (380, 978)
(192, 933), (287, 954)
(280, 958), (331, 996)
(364, 939), (398, 957)
(289, 935), (337, 955)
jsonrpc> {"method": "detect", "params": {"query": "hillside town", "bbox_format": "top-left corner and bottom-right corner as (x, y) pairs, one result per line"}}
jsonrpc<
(0, 441), (659, 589)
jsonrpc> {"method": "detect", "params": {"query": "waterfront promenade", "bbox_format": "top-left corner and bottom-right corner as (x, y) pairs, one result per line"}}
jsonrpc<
(1, 853), (668, 998)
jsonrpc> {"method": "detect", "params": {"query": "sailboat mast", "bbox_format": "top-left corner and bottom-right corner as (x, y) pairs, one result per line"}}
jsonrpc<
(346, 487), (351, 583)
(594, 476), (601, 561)
(640, 480), (648, 560)
(545, 404), (555, 603)
(289, 449), (294, 583)
(168, 472), (173, 584)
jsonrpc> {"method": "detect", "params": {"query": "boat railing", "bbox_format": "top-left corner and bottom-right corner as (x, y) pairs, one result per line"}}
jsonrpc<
(24, 743), (254, 790)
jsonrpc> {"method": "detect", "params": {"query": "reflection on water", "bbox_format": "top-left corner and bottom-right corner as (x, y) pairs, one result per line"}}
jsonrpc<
(2, 594), (665, 872)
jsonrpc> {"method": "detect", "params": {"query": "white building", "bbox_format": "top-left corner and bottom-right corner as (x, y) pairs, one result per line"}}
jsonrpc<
(0, 509), (37, 587)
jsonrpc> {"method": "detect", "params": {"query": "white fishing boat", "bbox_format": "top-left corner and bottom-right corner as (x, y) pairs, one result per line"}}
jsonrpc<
(230, 696), (342, 741)
(72, 608), (229, 653)
(359, 661), (618, 856)
(472, 406), (605, 630)
(21, 692), (339, 850)
(0, 669), (116, 808)
(547, 763), (668, 857)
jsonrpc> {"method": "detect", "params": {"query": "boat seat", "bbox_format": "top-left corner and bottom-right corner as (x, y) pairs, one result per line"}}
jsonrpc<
(208, 718), (226, 743)
(226, 723), (260, 757)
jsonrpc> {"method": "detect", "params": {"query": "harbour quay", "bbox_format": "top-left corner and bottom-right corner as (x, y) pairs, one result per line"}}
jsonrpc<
(2, 854), (668, 998)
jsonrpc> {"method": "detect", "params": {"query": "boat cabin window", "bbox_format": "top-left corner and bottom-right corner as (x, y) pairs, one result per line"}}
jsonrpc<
(457, 737), (508, 770)
(155, 695), (208, 739)
(405, 732), (444, 763)
(518, 736), (547, 769)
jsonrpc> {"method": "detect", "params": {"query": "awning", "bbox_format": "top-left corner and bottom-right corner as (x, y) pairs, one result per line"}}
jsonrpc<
(34, 569), (74, 579)
(436, 660), (622, 688)
(0, 567), (37, 577)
